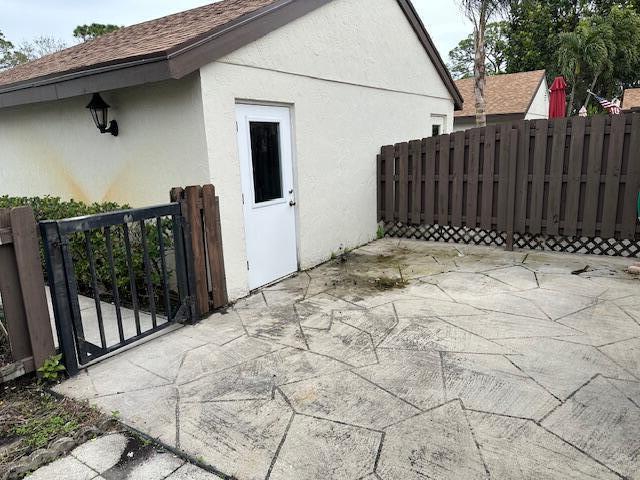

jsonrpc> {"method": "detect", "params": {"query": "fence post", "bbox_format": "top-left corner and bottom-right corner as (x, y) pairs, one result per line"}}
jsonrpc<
(0, 208), (56, 377)
(505, 128), (519, 251)
(170, 187), (200, 321)
(0, 209), (33, 371)
(202, 185), (228, 309)
(171, 184), (228, 317)
(10, 208), (55, 369)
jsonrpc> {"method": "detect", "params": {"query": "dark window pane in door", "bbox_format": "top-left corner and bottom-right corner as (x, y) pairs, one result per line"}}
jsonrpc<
(250, 122), (283, 203)
(432, 124), (441, 136)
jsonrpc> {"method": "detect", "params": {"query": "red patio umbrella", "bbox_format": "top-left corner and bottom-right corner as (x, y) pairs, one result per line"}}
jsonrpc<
(549, 76), (567, 118)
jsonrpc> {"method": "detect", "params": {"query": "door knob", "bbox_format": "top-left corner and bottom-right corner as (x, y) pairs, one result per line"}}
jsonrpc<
(289, 201), (296, 207)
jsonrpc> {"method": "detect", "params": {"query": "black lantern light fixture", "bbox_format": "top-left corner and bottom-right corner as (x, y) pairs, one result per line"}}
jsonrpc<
(86, 93), (118, 136)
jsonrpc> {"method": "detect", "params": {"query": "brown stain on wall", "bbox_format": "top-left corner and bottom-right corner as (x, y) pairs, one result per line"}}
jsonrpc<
(101, 162), (136, 204)
(53, 161), (91, 202)
(17, 142), (91, 202)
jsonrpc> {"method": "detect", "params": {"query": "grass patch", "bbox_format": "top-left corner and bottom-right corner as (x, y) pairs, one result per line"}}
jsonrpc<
(0, 378), (105, 477)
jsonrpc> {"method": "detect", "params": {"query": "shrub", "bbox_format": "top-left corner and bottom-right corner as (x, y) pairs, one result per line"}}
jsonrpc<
(0, 196), (174, 316)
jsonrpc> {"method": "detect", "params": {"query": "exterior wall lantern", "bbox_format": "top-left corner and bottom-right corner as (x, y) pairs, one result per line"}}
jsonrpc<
(86, 93), (118, 136)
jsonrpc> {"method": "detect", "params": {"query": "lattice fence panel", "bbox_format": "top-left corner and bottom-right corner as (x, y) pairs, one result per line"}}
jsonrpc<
(385, 223), (640, 258)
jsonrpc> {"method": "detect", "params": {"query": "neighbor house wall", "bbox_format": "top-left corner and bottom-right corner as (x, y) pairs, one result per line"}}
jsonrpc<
(199, 0), (455, 299)
(0, 74), (209, 206)
(452, 118), (476, 132)
(525, 78), (549, 120)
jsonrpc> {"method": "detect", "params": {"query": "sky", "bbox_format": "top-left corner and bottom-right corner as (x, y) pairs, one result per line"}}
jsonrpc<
(1, 0), (472, 60)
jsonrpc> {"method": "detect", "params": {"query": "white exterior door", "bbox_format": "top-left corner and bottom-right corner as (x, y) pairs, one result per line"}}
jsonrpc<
(236, 104), (298, 290)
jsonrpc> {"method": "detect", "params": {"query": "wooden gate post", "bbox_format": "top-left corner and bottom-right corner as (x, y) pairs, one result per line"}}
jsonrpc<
(0, 207), (55, 377)
(171, 185), (228, 319)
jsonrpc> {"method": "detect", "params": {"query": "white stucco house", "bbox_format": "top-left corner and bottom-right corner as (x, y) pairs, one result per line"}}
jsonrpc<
(0, 0), (462, 300)
(453, 70), (548, 132)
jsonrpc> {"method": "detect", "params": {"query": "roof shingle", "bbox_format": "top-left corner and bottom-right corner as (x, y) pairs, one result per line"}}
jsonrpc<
(0, 0), (278, 88)
(623, 88), (640, 110)
(454, 70), (546, 118)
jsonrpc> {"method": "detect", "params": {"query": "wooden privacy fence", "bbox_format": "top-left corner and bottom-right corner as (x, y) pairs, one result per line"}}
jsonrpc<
(378, 113), (640, 255)
(0, 207), (54, 381)
(171, 185), (227, 317)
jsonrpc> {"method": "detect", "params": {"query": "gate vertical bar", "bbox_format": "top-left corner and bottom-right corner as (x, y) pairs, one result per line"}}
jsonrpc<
(122, 224), (142, 335)
(156, 217), (172, 320)
(40, 221), (79, 375)
(104, 226), (125, 344)
(84, 232), (107, 349)
(140, 220), (158, 328)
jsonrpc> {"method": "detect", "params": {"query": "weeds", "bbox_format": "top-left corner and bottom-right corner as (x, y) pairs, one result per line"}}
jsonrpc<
(36, 355), (66, 383)
(0, 380), (104, 476)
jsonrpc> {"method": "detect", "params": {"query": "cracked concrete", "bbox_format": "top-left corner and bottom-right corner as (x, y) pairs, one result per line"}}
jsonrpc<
(54, 239), (640, 479)
(26, 433), (220, 480)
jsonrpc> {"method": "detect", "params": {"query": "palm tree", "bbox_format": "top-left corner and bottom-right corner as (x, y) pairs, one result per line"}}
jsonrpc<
(557, 20), (613, 114)
(458, 0), (510, 126)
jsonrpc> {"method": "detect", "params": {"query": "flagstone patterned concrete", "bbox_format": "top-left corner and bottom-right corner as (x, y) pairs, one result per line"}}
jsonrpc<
(54, 240), (640, 479)
(27, 433), (221, 480)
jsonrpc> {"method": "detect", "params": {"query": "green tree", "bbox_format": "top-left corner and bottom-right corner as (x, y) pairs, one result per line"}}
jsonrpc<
(557, 19), (613, 114)
(73, 23), (121, 42)
(556, 5), (640, 113)
(0, 30), (28, 69)
(505, 0), (589, 76)
(596, 5), (640, 93)
(448, 21), (509, 79)
(458, 0), (510, 126)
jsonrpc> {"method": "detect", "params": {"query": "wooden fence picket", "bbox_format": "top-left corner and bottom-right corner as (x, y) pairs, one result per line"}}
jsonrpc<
(377, 112), (640, 255)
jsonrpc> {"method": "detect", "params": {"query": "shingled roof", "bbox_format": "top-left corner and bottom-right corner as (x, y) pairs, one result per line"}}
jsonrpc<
(0, 0), (280, 88)
(454, 70), (546, 119)
(0, 0), (462, 109)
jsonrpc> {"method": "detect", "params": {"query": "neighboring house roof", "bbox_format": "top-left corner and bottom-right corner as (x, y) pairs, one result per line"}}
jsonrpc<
(454, 70), (546, 121)
(623, 88), (640, 110)
(0, 0), (462, 110)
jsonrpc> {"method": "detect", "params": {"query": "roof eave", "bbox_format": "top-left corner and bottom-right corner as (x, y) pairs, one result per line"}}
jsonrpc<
(0, 0), (463, 110)
(0, 0), (332, 108)
(396, 0), (463, 110)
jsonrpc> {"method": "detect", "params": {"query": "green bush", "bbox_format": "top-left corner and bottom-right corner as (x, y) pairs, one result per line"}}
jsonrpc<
(0, 195), (126, 223)
(0, 196), (174, 316)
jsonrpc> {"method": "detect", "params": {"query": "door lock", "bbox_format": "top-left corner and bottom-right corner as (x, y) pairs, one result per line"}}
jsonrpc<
(289, 200), (297, 207)
(288, 189), (296, 207)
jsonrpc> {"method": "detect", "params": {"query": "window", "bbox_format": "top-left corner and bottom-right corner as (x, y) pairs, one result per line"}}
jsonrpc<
(249, 122), (283, 203)
(431, 115), (446, 137)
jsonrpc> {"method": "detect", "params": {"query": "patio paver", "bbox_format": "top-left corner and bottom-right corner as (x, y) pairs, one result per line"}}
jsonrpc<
(54, 239), (640, 479)
(26, 433), (221, 480)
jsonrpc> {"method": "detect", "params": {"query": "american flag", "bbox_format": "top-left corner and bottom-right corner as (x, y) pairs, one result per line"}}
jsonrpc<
(589, 90), (622, 115)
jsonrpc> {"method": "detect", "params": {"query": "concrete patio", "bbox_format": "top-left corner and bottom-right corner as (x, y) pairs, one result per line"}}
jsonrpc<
(54, 239), (640, 480)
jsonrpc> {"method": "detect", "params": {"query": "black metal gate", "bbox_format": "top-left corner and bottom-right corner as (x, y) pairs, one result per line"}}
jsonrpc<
(40, 203), (195, 375)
